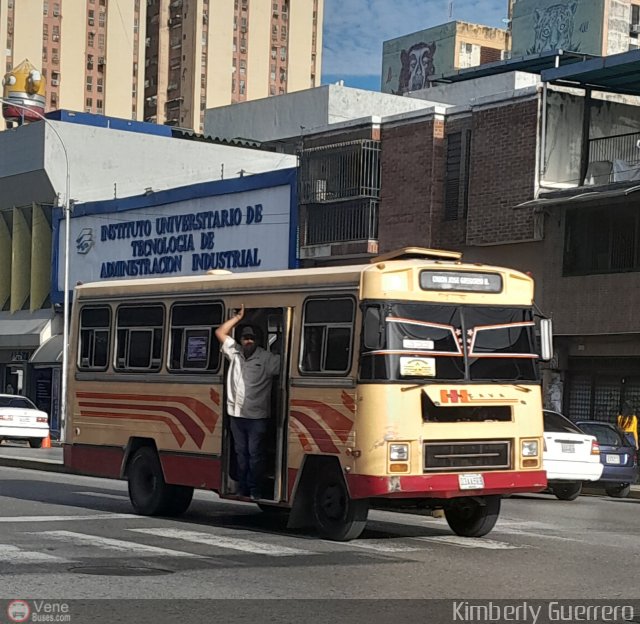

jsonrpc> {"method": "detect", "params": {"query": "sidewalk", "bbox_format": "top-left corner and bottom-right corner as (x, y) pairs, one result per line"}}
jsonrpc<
(0, 440), (639, 499)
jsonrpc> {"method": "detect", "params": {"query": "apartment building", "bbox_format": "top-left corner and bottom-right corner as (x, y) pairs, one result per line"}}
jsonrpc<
(0, 0), (323, 132)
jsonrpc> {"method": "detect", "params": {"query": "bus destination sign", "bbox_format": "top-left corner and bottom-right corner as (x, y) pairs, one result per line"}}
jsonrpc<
(420, 270), (503, 293)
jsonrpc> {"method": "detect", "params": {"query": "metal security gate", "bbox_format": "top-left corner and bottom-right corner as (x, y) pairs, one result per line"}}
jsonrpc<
(564, 358), (640, 423)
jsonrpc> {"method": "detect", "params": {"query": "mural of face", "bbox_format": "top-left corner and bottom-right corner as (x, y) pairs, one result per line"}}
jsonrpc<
(397, 41), (437, 94)
(531, 1), (578, 53)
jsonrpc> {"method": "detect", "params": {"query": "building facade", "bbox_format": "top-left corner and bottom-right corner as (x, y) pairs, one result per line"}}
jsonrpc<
(510, 0), (640, 58)
(381, 21), (508, 95)
(0, 0), (323, 132)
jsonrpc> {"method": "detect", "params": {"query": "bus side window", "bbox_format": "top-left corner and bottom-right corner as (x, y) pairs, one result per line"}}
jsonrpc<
(168, 302), (223, 373)
(114, 305), (164, 372)
(78, 306), (111, 371)
(300, 297), (355, 375)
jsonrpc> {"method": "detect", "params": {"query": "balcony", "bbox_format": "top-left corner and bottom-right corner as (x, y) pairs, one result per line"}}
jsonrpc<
(297, 139), (381, 261)
(298, 139), (381, 203)
(585, 131), (640, 185)
(300, 199), (378, 247)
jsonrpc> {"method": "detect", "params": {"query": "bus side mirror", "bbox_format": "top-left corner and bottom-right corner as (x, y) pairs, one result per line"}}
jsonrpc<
(539, 318), (553, 361)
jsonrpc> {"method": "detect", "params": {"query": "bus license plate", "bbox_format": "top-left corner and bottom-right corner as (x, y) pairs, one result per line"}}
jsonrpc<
(458, 473), (485, 490)
(606, 454), (621, 464)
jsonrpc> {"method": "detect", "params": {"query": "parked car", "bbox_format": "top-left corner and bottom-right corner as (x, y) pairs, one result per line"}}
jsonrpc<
(575, 420), (639, 498)
(543, 410), (603, 500)
(0, 394), (50, 448)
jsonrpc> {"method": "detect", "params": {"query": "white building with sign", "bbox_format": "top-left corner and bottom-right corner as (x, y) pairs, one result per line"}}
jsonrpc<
(52, 169), (297, 300)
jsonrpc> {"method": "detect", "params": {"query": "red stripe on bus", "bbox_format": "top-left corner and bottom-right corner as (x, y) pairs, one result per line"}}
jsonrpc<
(78, 410), (187, 447)
(290, 411), (340, 454)
(291, 399), (353, 443)
(76, 392), (218, 432)
(341, 390), (356, 414)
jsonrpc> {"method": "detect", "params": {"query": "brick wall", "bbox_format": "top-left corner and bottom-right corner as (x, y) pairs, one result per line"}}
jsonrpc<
(466, 98), (539, 245)
(378, 118), (443, 252)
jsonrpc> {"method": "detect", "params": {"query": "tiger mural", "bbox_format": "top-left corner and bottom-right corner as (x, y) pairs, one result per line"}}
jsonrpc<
(528, 1), (579, 54)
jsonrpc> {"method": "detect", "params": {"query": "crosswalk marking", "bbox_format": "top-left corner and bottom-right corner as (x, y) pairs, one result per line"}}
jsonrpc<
(413, 535), (520, 549)
(332, 539), (421, 553)
(38, 530), (206, 558)
(0, 514), (135, 523)
(128, 528), (314, 557)
(0, 544), (69, 563)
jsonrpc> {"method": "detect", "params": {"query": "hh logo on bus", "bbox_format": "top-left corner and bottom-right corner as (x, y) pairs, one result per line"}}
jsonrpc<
(440, 390), (519, 404)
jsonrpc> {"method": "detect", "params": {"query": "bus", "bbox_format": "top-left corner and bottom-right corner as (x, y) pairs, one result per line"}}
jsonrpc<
(64, 247), (552, 541)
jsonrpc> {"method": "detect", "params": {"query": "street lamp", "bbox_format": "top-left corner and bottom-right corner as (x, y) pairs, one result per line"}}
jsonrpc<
(1, 100), (71, 443)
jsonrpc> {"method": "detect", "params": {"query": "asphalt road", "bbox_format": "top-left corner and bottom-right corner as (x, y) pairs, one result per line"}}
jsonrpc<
(1, 464), (639, 614)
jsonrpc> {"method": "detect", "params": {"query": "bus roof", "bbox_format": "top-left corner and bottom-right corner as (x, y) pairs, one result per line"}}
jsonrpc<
(74, 251), (534, 301)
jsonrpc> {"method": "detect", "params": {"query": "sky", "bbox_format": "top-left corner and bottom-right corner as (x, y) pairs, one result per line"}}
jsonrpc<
(321, 0), (508, 91)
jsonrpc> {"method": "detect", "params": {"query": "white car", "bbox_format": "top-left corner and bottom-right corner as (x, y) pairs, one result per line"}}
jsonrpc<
(543, 410), (603, 500)
(0, 394), (50, 448)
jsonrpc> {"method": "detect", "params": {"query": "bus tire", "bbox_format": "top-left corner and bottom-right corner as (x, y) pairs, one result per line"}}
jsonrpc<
(444, 495), (500, 538)
(312, 467), (369, 541)
(127, 447), (183, 516)
(552, 481), (582, 501)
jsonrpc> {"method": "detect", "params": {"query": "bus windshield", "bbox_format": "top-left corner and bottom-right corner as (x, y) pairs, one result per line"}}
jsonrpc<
(360, 302), (538, 382)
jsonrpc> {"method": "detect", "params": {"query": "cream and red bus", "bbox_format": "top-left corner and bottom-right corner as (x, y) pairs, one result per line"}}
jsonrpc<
(64, 247), (551, 541)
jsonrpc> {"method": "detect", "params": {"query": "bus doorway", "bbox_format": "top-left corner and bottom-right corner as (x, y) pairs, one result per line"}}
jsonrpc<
(220, 306), (291, 503)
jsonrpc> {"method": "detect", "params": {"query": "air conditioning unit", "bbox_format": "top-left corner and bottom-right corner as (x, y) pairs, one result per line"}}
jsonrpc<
(52, 34), (59, 41)
(501, 49), (511, 60)
(51, 78), (59, 86)
(631, 23), (640, 33)
(98, 57), (105, 64)
(88, 18), (94, 25)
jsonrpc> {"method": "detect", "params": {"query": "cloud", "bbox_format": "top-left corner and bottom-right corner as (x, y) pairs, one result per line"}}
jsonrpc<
(321, 0), (507, 78)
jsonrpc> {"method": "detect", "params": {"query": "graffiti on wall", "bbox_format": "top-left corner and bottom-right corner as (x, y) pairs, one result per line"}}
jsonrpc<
(529, 2), (578, 53)
(395, 42), (437, 94)
(511, 0), (603, 57)
(382, 23), (455, 95)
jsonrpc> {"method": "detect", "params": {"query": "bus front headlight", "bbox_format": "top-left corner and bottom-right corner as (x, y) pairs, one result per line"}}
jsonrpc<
(389, 443), (409, 461)
(521, 439), (539, 457)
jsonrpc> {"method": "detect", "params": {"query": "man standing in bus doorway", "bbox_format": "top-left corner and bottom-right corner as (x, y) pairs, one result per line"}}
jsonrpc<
(215, 305), (280, 500)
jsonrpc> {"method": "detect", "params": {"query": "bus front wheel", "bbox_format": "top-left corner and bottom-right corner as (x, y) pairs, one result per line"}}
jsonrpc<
(444, 495), (500, 538)
(312, 468), (369, 541)
(127, 447), (193, 517)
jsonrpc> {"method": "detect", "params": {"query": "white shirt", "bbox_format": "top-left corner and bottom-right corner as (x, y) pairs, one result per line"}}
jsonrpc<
(221, 336), (281, 419)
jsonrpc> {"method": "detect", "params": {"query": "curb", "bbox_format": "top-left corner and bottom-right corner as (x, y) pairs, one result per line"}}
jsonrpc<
(582, 485), (640, 500)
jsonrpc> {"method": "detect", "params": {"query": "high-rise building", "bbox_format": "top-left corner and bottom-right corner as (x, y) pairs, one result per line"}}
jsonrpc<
(0, 0), (323, 131)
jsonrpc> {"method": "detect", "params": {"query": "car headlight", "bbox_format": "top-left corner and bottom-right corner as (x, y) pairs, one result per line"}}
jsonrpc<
(389, 443), (409, 461)
(521, 439), (539, 457)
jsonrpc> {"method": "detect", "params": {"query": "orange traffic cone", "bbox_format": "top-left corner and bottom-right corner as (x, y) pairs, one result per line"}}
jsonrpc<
(42, 435), (51, 448)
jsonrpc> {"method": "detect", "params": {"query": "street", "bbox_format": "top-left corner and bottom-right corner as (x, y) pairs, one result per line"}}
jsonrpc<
(1, 465), (639, 602)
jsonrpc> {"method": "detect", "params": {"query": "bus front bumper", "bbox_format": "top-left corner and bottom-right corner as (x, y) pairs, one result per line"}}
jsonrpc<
(346, 470), (547, 500)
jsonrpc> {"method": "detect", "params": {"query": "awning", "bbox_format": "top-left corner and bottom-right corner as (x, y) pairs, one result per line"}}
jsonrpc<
(541, 49), (640, 96)
(29, 333), (64, 365)
(0, 310), (53, 349)
(433, 49), (594, 85)
(514, 184), (640, 209)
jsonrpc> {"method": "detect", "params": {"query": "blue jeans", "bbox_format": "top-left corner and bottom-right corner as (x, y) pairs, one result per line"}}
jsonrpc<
(230, 417), (268, 497)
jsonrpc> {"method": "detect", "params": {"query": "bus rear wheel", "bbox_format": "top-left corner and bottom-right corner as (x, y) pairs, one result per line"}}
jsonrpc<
(127, 447), (193, 517)
(312, 468), (369, 541)
(444, 495), (500, 537)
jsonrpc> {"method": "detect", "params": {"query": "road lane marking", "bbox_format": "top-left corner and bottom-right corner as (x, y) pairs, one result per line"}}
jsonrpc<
(38, 530), (206, 558)
(412, 535), (520, 549)
(0, 514), (136, 522)
(129, 528), (314, 557)
(73, 492), (128, 500)
(0, 544), (69, 563)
